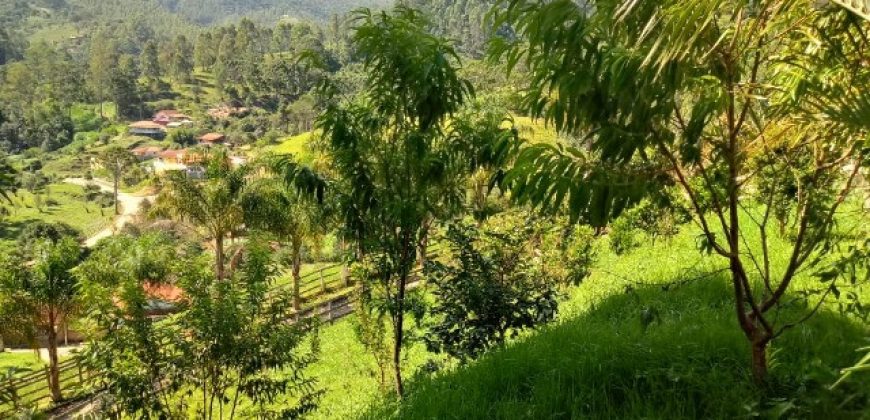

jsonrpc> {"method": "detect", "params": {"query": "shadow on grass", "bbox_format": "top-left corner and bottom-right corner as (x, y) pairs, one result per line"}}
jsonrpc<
(0, 218), (38, 243)
(360, 275), (869, 420)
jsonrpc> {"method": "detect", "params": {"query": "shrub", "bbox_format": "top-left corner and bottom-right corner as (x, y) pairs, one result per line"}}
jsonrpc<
(609, 216), (639, 255)
(563, 226), (597, 285)
(425, 222), (559, 362)
(167, 128), (197, 146)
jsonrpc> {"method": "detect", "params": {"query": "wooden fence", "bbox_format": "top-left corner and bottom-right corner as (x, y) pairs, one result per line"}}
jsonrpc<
(0, 358), (92, 417)
(1, 243), (445, 418)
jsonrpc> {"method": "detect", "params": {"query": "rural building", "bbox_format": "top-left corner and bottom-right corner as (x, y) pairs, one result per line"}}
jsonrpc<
(153, 110), (193, 125)
(131, 146), (163, 160)
(128, 121), (166, 138)
(153, 149), (206, 177)
(198, 132), (226, 146)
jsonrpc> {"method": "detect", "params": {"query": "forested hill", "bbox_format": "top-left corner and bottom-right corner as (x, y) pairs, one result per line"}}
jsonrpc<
(2, 0), (393, 39)
(402, 0), (496, 57)
(152, 0), (393, 25)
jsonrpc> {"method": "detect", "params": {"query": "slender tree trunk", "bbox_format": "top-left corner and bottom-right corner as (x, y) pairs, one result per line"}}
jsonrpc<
(113, 170), (120, 215)
(215, 235), (225, 281)
(46, 312), (62, 402)
(392, 267), (409, 398)
(417, 222), (430, 268)
(292, 243), (302, 311)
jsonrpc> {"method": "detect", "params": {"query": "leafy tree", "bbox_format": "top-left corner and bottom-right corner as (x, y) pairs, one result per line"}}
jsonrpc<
(79, 234), (321, 418)
(0, 156), (17, 205)
(110, 55), (143, 120)
(88, 35), (119, 118)
(97, 146), (138, 215)
(491, 0), (870, 382)
(316, 6), (476, 397)
(214, 33), (235, 94)
(140, 40), (162, 82)
(171, 35), (195, 83)
(425, 221), (558, 362)
(194, 32), (216, 70)
(16, 221), (83, 257)
(166, 128), (197, 146)
(0, 236), (84, 402)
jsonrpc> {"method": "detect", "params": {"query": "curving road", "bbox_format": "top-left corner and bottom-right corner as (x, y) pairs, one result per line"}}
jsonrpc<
(63, 178), (155, 247)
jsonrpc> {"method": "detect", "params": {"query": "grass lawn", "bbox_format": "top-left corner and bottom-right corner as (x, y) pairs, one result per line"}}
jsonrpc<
(269, 132), (316, 163)
(0, 352), (45, 374)
(286, 206), (870, 420)
(0, 183), (114, 250)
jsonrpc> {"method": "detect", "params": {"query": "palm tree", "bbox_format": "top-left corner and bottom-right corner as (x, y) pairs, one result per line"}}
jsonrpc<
(0, 236), (84, 402)
(490, 0), (870, 382)
(243, 175), (330, 310)
(153, 149), (248, 281)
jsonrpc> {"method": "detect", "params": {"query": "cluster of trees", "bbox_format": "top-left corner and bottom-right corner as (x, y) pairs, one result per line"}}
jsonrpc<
(402, 0), (497, 57)
(191, 18), (342, 106)
(0, 7), (366, 154)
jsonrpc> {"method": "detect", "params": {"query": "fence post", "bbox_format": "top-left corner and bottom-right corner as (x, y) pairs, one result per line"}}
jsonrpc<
(44, 366), (51, 401)
(320, 268), (326, 294)
(327, 299), (333, 323)
(342, 264), (350, 288)
(6, 374), (20, 410)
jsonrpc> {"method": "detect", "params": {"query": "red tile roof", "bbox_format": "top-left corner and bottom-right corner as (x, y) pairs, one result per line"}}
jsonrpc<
(199, 132), (226, 143)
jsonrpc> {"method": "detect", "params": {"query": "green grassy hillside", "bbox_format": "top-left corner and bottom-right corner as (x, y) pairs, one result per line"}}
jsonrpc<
(290, 206), (870, 420)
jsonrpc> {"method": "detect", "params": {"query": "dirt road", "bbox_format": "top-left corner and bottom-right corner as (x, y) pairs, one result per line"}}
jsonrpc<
(63, 178), (155, 247)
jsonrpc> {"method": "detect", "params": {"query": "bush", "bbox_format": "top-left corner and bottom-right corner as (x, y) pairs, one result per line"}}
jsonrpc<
(609, 216), (639, 255)
(16, 221), (83, 256)
(167, 128), (197, 146)
(563, 226), (597, 285)
(425, 222), (559, 362)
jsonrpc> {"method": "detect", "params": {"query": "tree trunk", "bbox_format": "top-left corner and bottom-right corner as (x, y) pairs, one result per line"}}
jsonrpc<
(113, 171), (120, 215)
(751, 339), (768, 385)
(292, 244), (302, 311)
(46, 313), (62, 402)
(215, 235), (225, 281)
(392, 273), (407, 398)
(417, 230), (429, 268)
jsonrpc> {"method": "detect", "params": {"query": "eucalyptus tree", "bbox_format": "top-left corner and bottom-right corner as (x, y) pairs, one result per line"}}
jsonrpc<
(491, 0), (870, 382)
(153, 149), (250, 281)
(316, 6), (481, 397)
(0, 236), (85, 402)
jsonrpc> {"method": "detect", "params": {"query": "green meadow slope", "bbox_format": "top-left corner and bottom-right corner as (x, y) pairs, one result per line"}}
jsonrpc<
(297, 205), (870, 420)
